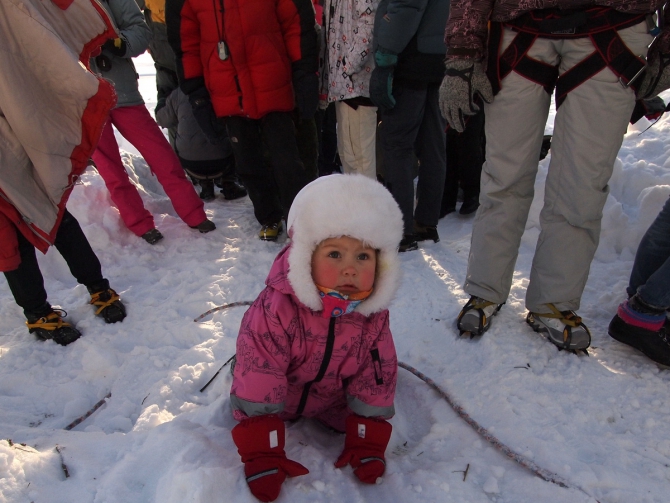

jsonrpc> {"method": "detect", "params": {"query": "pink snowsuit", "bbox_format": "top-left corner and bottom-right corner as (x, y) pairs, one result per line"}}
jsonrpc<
(230, 244), (398, 432)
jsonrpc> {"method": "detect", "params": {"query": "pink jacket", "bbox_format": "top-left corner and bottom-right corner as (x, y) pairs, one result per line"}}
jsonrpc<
(230, 245), (397, 432)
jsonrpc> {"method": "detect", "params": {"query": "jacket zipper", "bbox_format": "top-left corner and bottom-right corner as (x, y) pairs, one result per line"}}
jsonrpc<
(295, 317), (336, 415)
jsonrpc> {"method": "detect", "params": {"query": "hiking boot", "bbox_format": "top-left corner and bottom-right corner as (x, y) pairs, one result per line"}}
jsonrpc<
(414, 221), (439, 243)
(259, 221), (283, 241)
(141, 228), (163, 245)
(26, 309), (81, 346)
(199, 180), (216, 201)
(526, 304), (591, 351)
(609, 315), (670, 366)
(457, 296), (503, 336)
(220, 180), (247, 200)
(89, 288), (126, 324)
(459, 197), (480, 215)
(399, 234), (418, 252)
(190, 219), (216, 233)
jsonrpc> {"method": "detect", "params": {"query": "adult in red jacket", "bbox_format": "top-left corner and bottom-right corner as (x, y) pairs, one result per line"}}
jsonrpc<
(166, 0), (319, 240)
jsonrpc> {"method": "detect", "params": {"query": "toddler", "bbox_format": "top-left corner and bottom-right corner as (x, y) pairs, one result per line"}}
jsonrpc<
(230, 174), (403, 501)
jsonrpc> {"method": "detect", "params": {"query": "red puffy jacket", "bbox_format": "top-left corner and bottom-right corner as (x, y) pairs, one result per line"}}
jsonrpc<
(167, 0), (318, 119)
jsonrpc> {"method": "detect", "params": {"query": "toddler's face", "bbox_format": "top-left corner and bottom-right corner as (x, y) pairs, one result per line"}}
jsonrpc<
(311, 236), (377, 295)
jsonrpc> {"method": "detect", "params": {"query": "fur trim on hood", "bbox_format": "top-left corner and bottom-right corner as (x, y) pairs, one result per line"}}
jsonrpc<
(286, 174), (403, 316)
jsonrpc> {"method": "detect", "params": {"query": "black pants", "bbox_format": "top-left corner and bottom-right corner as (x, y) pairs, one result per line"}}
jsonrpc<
(443, 109), (485, 211)
(223, 112), (310, 225)
(3, 210), (107, 318)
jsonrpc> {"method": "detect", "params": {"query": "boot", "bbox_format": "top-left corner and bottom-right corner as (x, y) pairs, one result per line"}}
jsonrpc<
(89, 288), (126, 323)
(26, 309), (81, 346)
(199, 180), (216, 201)
(526, 304), (591, 351)
(457, 296), (503, 336)
(220, 180), (247, 200)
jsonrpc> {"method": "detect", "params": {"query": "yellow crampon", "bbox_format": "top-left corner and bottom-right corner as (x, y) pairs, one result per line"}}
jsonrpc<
(25, 310), (72, 332)
(90, 289), (121, 316)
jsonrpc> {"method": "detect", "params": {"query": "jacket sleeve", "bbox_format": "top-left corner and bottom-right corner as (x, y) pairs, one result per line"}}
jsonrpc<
(375, 0), (430, 54)
(155, 89), (178, 129)
(165, 0), (206, 94)
(346, 0), (377, 76)
(112, 0), (152, 58)
(277, 0), (319, 74)
(230, 290), (295, 421)
(345, 311), (397, 419)
(444, 0), (494, 60)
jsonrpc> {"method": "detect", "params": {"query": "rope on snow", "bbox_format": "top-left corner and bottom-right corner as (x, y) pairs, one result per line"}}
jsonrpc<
(64, 392), (111, 431)
(398, 361), (599, 502)
(193, 301), (254, 322)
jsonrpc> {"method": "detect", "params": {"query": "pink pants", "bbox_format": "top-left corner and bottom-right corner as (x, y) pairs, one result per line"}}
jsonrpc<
(92, 105), (205, 236)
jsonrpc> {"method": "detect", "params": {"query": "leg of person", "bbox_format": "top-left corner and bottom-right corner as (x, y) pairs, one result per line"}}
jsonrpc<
(261, 112), (311, 219)
(54, 209), (126, 323)
(627, 196), (670, 307)
(3, 228), (81, 344)
(224, 116), (284, 239)
(378, 83), (427, 250)
(110, 105), (212, 232)
(317, 103), (341, 176)
(526, 23), (653, 351)
(413, 82), (446, 243)
(458, 28), (553, 335)
(442, 127), (461, 217)
(293, 113), (319, 182)
(334, 101), (378, 179)
(92, 117), (156, 237)
(458, 109), (485, 215)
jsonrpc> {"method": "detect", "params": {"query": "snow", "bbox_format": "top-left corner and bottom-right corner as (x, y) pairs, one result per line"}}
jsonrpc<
(1, 53), (670, 503)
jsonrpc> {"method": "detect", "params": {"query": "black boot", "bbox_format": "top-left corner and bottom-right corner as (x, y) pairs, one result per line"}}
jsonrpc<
(26, 309), (81, 345)
(220, 180), (247, 200)
(199, 180), (216, 201)
(89, 288), (127, 323)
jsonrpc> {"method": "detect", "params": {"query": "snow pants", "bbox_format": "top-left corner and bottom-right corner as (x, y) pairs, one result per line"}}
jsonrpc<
(465, 22), (653, 312)
(379, 81), (446, 235)
(335, 101), (378, 179)
(627, 196), (670, 310)
(92, 105), (206, 237)
(3, 210), (108, 318)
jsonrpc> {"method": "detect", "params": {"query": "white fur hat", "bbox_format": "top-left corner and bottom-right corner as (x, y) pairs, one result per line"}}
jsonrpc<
(286, 174), (403, 315)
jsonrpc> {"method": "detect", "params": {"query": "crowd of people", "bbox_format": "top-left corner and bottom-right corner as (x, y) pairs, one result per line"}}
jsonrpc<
(2, 0), (670, 501)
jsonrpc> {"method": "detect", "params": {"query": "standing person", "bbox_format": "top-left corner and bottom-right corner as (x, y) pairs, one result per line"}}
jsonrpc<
(166, 0), (318, 241)
(609, 196), (670, 366)
(439, 1), (670, 351)
(1, 0), (126, 345)
(321, 0), (380, 179)
(370, 0), (451, 252)
(230, 174), (402, 502)
(91, 0), (215, 246)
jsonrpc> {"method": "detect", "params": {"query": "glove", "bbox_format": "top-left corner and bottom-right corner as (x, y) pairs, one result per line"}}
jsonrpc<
(188, 87), (225, 144)
(103, 37), (127, 57)
(293, 69), (319, 119)
(439, 59), (493, 133)
(636, 49), (670, 100)
(630, 96), (669, 124)
(232, 415), (309, 502)
(369, 50), (398, 110)
(334, 415), (392, 484)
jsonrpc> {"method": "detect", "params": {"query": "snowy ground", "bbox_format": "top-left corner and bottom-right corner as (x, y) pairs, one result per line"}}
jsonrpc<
(1, 54), (670, 503)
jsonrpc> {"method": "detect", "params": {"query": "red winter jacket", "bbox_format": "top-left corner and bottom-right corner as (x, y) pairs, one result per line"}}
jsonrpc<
(167, 0), (318, 119)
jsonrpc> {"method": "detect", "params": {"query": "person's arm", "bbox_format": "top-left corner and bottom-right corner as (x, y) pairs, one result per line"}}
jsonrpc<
(105, 0), (152, 58)
(344, 0), (378, 77)
(444, 0), (495, 61)
(165, 0), (204, 94)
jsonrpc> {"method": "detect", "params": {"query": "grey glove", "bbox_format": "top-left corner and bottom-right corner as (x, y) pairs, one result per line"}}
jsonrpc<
(439, 59), (493, 132)
(636, 49), (670, 100)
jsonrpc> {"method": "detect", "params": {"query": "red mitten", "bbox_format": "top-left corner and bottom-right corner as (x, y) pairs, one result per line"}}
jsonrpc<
(334, 415), (392, 484)
(232, 415), (309, 502)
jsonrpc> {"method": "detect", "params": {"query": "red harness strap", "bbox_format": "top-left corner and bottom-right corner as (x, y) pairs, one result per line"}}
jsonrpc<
(487, 7), (647, 107)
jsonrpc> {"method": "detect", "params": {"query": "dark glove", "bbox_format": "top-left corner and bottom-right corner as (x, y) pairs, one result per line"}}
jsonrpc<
(636, 49), (670, 100)
(293, 70), (319, 119)
(103, 37), (127, 57)
(334, 415), (392, 484)
(630, 96), (669, 124)
(369, 50), (398, 110)
(188, 87), (225, 144)
(232, 415), (309, 502)
(439, 58), (493, 132)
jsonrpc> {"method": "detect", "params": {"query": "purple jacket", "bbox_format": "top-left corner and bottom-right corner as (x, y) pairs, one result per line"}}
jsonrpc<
(230, 245), (398, 432)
